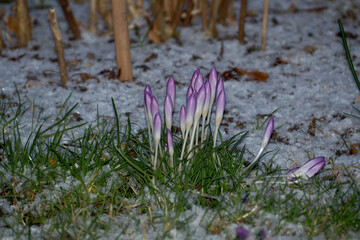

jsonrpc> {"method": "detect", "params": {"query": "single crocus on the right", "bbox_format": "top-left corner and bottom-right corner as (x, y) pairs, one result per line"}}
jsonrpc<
(287, 156), (326, 180)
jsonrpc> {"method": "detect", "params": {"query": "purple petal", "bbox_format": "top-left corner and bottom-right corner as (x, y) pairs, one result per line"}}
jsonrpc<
(166, 129), (174, 154)
(187, 86), (194, 100)
(145, 84), (152, 96)
(151, 96), (159, 119)
(180, 105), (186, 135)
(202, 81), (211, 117)
(286, 166), (300, 181)
(194, 73), (204, 92)
(215, 91), (226, 126)
(194, 84), (206, 121)
(144, 91), (152, 118)
(262, 117), (274, 148)
(166, 77), (176, 108)
(153, 113), (162, 143)
(236, 226), (250, 240)
(304, 157), (326, 178)
(260, 229), (267, 240)
(186, 93), (197, 130)
(293, 156), (325, 178)
(191, 68), (200, 89)
(164, 95), (173, 130)
(209, 67), (218, 102)
(216, 78), (224, 101)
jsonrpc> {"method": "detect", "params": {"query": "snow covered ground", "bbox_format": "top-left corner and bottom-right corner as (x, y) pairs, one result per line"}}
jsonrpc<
(0, 0), (359, 239)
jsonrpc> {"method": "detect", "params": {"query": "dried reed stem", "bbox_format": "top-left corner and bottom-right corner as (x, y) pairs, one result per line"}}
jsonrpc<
(207, 0), (220, 37)
(171, 0), (185, 31)
(97, 0), (112, 31)
(16, 0), (31, 47)
(48, 9), (68, 86)
(183, 0), (194, 26)
(261, 0), (269, 51)
(217, 0), (229, 25)
(58, 0), (81, 40)
(112, 0), (133, 81)
(238, 0), (247, 43)
(89, 0), (98, 34)
(201, 0), (207, 31)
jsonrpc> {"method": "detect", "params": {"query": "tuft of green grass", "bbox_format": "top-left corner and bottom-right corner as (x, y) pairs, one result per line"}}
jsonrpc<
(0, 95), (359, 239)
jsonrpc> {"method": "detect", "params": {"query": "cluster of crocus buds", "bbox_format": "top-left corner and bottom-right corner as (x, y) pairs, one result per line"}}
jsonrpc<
(144, 67), (226, 173)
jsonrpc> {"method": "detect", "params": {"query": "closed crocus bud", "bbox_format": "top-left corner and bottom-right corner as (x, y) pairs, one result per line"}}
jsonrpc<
(215, 91), (226, 127)
(180, 105), (186, 137)
(194, 73), (204, 91)
(164, 95), (173, 130)
(166, 129), (174, 157)
(144, 92), (152, 118)
(209, 67), (218, 104)
(236, 226), (250, 240)
(191, 68), (200, 88)
(289, 156), (326, 180)
(260, 117), (274, 150)
(153, 113), (162, 144)
(187, 85), (194, 100)
(186, 93), (197, 130)
(194, 84), (206, 122)
(151, 96), (159, 119)
(216, 78), (224, 101)
(202, 81), (211, 117)
(145, 84), (152, 95)
(166, 77), (176, 108)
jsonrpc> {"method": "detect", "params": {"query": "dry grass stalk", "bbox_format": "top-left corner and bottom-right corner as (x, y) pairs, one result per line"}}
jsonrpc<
(238, 0), (247, 43)
(217, 0), (229, 25)
(183, 0), (194, 27)
(0, 24), (3, 54)
(97, 0), (112, 31)
(89, 0), (98, 34)
(164, 0), (173, 22)
(111, 0), (133, 81)
(201, 0), (207, 31)
(207, 0), (220, 37)
(58, 0), (81, 40)
(171, 0), (185, 31)
(48, 9), (68, 86)
(16, 0), (31, 47)
(261, 0), (269, 51)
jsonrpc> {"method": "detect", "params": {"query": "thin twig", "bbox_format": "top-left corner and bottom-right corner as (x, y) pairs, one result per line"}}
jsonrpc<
(261, 0), (269, 51)
(238, 0), (247, 43)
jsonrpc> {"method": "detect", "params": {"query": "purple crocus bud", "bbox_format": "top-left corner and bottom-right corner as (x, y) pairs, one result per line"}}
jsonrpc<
(166, 129), (174, 157)
(202, 81), (211, 117)
(209, 67), (218, 103)
(236, 226), (250, 240)
(144, 91), (152, 119)
(215, 91), (226, 127)
(260, 229), (267, 240)
(216, 78), (224, 101)
(151, 96), (159, 119)
(166, 77), (176, 108)
(180, 105), (186, 137)
(289, 156), (326, 180)
(187, 85), (194, 100)
(186, 93), (197, 130)
(194, 73), (204, 92)
(260, 117), (274, 150)
(164, 94), (173, 130)
(153, 113), (162, 144)
(191, 68), (200, 88)
(286, 166), (300, 181)
(194, 84), (206, 122)
(145, 84), (152, 96)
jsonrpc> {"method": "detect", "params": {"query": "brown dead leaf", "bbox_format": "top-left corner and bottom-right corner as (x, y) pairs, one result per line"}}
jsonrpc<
(221, 67), (269, 82)
(245, 71), (269, 82)
(85, 62), (93, 67)
(48, 159), (59, 166)
(274, 57), (290, 66)
(25, 80), (41, 88)
(349, 143), (360, 155)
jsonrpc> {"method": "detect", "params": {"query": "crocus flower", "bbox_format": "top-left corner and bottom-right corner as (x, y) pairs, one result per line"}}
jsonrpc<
(191, 68), (200, 89)
(166, 77), (176, 108)
(202, 81), (211, 118)
(246, 117), (274, 170)
(194, 85), (206, 123)
(164, 94), (173, 130)
(166, 129), (174, 167)
(287, 156), (326, 180)
(216, 78), (224, 101)
(236, 226), (250, 240)
(194, 73), (204, 92)
(151, 96), (159, 119)
(187, 85), (194, 100)
(153, 113), (162, 146)
(208, 67), (218, 106)
(186, 93), (197, 131)
(215, 90), (226, 127)
(180, 105), (186, 138)
(144, 91), (152, 122)
(145, 84), (152, 95)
